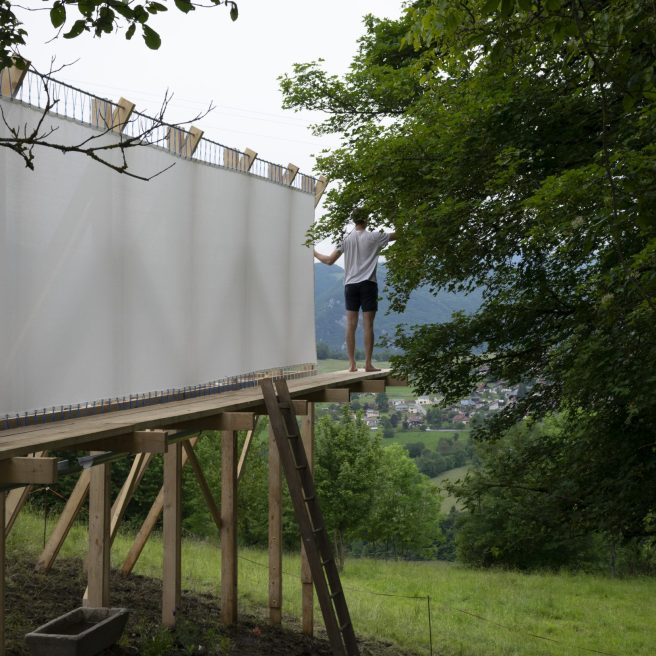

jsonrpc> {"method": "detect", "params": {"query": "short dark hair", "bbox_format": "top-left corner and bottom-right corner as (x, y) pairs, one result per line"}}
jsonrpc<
(350, 207), (368, 226)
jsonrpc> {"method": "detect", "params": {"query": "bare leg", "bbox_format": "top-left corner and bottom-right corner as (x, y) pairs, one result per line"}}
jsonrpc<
(363, 311), (379, 372)
(346, 311), (359, 372)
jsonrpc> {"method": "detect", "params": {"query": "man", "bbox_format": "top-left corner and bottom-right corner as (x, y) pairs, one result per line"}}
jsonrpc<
(314, 208), (396, 372)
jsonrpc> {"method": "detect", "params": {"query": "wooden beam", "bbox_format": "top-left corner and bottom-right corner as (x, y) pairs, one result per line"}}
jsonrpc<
(0, 457), (57, 485)
(187, 126), (203, 157)
(221, 431), (238, 625)
(300, 403), (315, 636)
(87, 457), (111, 607)
(0, 492), (5, 656)
(298, 388), (350, 404)
(0, 60), (29, 98)
(348, 379), (386, 394)
(243, 148), (257, 171)
(162, 442), (182, 628)
(165, 412), (255, 432)
(237, 422), (258, 483)
(284, 163), (299, 185)
(110, 453), (154, 543)
(385, 375), (408, 387)
(250, 399), (308, 416)
(119, 437), (198, 575)
(183, 442), (221, 531)
(82, 431), (168, 454)
(36, 469), (91, 572)
(112, 97), (135, 134)
(5, 451), (48, 536)
(268, 423), (282, 625)
(314, 175), (328, 207)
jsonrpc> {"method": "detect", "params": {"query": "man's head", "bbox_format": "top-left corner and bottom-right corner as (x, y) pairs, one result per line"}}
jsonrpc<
(350, 207), (369, 227)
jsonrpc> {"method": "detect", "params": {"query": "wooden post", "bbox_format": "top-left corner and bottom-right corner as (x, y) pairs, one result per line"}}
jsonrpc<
(268, 423), (282, 625)
(162, 442), (182, 628)
(0, 60), (28, 98)
(314, 175), (328, 207)
(87, 457), (111, 607)
(221, 431), (238, 625)
(300, 403), (315, 635)
(0, 492), (5, 656)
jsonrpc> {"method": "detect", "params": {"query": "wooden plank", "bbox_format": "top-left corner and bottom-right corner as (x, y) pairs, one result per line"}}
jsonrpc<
(268, 423), (282, 625)
(221, 431), (238, 625)
(162, 442), (182, 627)
(0, 457), (57, 485)
(187, 126), (204, 157)
(243, 148), (257, 171)
(348, 380), (386, 394)
(5, 451), (47, 535)
(250, 399), (308, 416)
(0, 492), (5, 656)
(0, 370), (391, 461)
(284, 163), (299, 186)
(300, 403), (315, 636)
(236, 417), (260, 482)
(111, 97), (135, 134)
(87, 457), (111, 607)
(385, 375), (407, 387)
(36, 469), (91, 572)
(183, 442), (221, 531)
(119, 437), (197, 575)
(82, 431), (168, 453)
(110, 453), (154, 543)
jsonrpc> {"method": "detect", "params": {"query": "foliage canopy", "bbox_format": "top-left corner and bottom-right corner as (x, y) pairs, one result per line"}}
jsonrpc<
(281, 0), (656, 562)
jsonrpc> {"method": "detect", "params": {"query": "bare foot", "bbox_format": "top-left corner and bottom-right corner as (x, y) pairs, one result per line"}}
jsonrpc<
(364, 365), (381, 372)
(348, 366), (358, 372)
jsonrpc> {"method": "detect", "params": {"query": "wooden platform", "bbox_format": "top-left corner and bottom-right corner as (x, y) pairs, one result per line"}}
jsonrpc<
(0, 369), (395, 461)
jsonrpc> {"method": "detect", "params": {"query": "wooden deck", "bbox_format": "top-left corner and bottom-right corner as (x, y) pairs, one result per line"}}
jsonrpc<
(0, 369), (395, 461)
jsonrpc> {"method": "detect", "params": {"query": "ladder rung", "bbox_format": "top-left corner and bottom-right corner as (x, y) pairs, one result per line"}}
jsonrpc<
(296, 463), (307, 471)
(312, 526), (324, 534)
(303, 494), (315, 502)
(338, 620), (352, 631)
(330, 589), (344, 599)
(321, 557), (333, 566)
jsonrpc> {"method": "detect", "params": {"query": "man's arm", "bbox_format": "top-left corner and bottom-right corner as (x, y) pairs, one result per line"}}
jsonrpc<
(387, 232), (397, 242)
(313, 247), (341, 265)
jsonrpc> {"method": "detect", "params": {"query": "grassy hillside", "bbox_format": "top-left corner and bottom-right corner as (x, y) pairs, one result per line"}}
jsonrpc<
(432, 465), (471, 512)
(8, 511), (656, 656)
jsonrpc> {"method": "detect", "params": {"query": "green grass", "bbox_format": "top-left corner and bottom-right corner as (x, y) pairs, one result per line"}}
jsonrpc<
(388, 430), (471, 449)
(8, 510), (656, 656)
(432, 465), (471, 512)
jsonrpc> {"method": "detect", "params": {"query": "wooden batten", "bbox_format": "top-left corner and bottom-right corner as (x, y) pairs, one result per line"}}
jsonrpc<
(0, 60), (29, 98)
(112, 97), (135, 134)
(0, 457), (57, 486)
(82, 431), (168, 454)
(268, 424), (282, 625)
(243, 148), (257, 171)
(91, 97), (134, 134)
(183, 442), (221, 530)
(314, 175), (328, 207)
(87, 458), (111, 607)
(221, 431), (238, 625)
(284, 163), (300, 186)
(250, 399), (308, 416)
(385, 375), (407, 387)
(299, 388), (350, 404)
(162, 442), (182, 627)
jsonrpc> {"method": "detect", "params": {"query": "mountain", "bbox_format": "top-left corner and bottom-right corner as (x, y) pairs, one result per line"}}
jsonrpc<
(314, 263), (482, 352)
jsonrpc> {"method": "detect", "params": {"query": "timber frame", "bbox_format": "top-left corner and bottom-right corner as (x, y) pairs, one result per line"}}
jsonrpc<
(0, 369), (404, 656)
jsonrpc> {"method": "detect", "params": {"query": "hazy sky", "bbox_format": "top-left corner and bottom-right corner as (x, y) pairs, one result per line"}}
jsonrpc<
(18, 0), (404, 179)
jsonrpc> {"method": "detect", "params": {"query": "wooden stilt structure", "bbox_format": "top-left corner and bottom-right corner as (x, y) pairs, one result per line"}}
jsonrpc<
(162, 442), (182, 627)
(87, 457), (111, 607)
(268, 423), (283, 625)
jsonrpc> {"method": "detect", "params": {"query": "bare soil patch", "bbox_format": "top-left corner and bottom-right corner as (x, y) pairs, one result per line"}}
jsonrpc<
(6, 555), (411, 656)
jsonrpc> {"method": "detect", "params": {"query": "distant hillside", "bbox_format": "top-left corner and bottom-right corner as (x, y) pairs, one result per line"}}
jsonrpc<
(314, 263), (482, 351)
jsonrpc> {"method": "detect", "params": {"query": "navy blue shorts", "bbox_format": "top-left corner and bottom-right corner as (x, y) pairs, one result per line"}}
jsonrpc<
(344, 281), (378, 312)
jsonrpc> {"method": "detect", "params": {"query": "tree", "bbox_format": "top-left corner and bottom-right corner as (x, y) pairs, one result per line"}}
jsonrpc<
(1, 0), (237, 176)
(375, 392), (389, 412)
(314, 406), (383, 569)
(281, 1), (656, 560)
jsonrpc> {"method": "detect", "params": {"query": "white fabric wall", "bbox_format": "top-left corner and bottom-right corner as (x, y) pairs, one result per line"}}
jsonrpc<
(0, 101), (316, 416)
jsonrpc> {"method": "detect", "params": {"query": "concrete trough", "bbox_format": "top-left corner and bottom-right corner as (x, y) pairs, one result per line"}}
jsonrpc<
(25, 607), (129, 656)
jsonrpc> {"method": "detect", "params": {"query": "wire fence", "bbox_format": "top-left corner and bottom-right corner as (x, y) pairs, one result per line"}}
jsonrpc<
(1, 68), (317, 193)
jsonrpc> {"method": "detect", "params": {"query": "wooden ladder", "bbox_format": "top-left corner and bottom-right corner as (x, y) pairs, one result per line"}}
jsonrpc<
(260, 378), (359, 656)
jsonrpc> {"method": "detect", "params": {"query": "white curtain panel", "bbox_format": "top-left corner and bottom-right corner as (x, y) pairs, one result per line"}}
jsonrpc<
(0, 101), (316, 416)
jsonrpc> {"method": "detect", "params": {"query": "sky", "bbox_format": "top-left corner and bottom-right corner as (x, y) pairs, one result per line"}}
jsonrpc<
(17, 0), (404, 182)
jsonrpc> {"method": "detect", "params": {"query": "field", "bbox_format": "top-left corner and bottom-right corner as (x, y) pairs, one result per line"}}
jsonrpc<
(7, 510), (656, 656)
(387, 430), (471, 449)
(432, 465), (471, 512)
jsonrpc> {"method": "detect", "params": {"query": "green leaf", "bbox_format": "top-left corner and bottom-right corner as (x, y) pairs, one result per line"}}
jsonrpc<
(230, 3), (238, 21)
(482, 0), (500, 15)
(517, 0), (532, 10)
(125, 23), (136, 40)
(500, 0), (514, 18)
(142, 24), (161, 49)
(50, 2), (66, 28)
(147, 1), (168, 14)
(174, 0), (194, 13)
(63, 19), (87, 39)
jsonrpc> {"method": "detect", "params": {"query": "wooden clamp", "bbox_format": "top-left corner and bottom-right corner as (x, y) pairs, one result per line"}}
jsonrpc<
(284, 163), (299, 185)
(314, 175), (328, 207)
(0, 457), (58, 485)
(385, 375), (408, 387)
(0, 59), (29, 98)
(168, 124), (203, 158)
(348, 380), (386, 394)
(298, 388), (350, 403)
(91, 96), (135, 134)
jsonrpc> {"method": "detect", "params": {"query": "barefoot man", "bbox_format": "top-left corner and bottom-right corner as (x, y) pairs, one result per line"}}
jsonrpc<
(313, 208), (396, 372)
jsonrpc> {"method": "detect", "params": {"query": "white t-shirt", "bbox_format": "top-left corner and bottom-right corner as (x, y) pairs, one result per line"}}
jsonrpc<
(339, 229), (390, 285)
